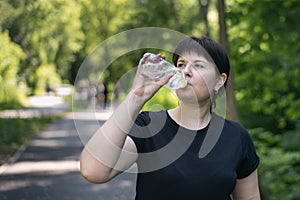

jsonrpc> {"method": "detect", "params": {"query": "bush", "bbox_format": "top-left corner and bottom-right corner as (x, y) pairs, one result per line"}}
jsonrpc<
(33, 64), (61, 95)
(250, 128), (300, 200)
(281, 122), (300, 151)
(0, 30), (26, 110)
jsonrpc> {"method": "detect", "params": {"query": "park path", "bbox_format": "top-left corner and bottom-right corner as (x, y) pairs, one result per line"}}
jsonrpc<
(0, 96), (137, 200)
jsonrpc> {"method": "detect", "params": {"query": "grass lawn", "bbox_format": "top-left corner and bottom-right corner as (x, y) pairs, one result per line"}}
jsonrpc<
(0, 116), (59, 165)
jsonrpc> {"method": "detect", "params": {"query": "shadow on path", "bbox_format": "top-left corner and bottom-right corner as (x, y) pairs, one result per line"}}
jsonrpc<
(0, 111), (137, 200)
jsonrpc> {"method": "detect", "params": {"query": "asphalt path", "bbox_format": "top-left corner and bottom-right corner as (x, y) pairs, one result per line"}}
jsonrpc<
(0, 98), (137, 200)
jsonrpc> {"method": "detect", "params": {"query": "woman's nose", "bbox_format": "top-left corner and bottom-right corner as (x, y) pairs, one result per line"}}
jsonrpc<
(182, 63), (192, 77)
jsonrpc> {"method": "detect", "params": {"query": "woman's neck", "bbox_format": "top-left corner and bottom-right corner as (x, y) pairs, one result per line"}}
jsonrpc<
(168, 101), (212, 130)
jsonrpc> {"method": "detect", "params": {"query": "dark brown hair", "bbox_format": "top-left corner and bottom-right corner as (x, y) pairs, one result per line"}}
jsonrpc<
(172, 36), (230, 87)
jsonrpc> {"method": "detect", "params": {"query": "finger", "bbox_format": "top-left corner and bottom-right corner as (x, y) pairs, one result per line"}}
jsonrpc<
(157, 73), (173, 86)
(157, 54), (166, 60)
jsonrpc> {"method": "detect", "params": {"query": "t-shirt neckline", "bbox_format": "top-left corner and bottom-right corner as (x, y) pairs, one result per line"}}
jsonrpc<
(164, 110), (210, 135)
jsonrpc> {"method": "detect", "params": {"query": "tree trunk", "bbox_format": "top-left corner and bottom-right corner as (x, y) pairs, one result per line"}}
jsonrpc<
(198, 0), (210, 36)
(217, 0), (240, 122)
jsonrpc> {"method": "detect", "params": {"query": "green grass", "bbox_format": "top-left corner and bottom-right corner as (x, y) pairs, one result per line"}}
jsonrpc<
(0, 116), (59, 165)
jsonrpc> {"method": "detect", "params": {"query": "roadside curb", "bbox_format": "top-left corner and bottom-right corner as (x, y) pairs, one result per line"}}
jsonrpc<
(0, 144), (27, 175)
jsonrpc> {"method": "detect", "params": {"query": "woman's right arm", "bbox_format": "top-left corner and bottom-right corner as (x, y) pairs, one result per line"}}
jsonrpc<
(80, 65), (172, 183)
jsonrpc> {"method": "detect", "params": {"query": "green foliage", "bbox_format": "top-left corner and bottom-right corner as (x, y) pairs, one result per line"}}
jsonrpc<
(281, 122), (300, 151)
(250, 128), (300, 200)
(1, 0), (298, 132)
(126, 0), (199, 33)
(2, 0), (84, 94)
(142, 87), (179, 111)
(0, 30), (26, 109)
(73, 0), (133, 85)
(33, 64), (61, 95)
(227, 0), (300, 132)
(0, 0), (21, 27)
(75, 0), (208, 91)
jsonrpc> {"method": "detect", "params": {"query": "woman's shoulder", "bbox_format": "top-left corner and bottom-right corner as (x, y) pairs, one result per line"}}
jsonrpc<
(212, 113), (245, 129)
(212, 113), (249, 137)
(217, 115), (256, 148)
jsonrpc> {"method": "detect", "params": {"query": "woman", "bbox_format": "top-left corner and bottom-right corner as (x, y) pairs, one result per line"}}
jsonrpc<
(80, 36), (261, 199)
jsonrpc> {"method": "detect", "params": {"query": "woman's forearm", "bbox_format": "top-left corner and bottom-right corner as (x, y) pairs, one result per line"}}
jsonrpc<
(80, 91), (143, 183)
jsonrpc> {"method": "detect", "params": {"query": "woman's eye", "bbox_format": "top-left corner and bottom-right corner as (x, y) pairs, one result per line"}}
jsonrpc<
(177, 63), (185, 68)
(194, 64), (204, 68)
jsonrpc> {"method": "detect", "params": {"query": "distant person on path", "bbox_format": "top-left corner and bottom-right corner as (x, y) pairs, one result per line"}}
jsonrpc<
(95, 83), (105, 109)
(103, 83), (108, 109)
(87, 85), (96, 109)
(80, 36), (261, 199)
(45, 82), (51, 95)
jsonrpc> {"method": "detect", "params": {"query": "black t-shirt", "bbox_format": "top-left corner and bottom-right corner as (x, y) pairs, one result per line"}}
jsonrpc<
(128, 111), (259, 200)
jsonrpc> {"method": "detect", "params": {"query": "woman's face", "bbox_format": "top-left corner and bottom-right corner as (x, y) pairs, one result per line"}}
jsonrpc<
(175, 51), (224, 105)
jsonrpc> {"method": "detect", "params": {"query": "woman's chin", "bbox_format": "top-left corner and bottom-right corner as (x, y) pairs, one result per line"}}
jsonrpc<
(176, 88), (197, 101)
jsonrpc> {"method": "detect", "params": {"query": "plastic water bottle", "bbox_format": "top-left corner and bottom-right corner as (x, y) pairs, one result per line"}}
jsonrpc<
(139, 53), (187, 89)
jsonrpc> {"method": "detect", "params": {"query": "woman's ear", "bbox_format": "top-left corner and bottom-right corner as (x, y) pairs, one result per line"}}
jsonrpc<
(214, 73), (227, 92)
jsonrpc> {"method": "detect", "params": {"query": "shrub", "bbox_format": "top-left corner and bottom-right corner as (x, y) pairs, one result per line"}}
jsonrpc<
(250, 128), (300, 200)
(0, 30), (26, 110)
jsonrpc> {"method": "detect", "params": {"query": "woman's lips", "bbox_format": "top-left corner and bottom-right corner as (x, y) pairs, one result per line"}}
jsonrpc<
(186, 81), (192, 86)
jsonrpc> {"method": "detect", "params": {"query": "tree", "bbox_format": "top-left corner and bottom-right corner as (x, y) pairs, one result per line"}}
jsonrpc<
(217, 0), (240, 122)
(72, 0), (134, 86)
(0, 30), (26, 109)
(198, 0), (211, 37)
(3, 0), (84, 94)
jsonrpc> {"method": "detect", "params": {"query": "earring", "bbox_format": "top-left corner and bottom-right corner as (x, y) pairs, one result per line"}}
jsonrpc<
(211, 90), (217, 109)
(213, 89), (218, 95)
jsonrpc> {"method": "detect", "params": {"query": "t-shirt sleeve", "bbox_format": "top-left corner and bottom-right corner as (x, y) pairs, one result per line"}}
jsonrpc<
(236, 125), (260, 179)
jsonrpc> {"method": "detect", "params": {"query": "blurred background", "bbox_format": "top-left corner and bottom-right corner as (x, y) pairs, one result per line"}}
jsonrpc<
(0, 0), (300, 199)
